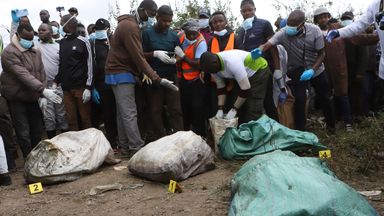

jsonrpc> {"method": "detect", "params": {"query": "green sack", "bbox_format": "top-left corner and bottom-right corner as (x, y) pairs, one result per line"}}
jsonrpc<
(219, 115), (326, 160)
(229, 150), (379, 216)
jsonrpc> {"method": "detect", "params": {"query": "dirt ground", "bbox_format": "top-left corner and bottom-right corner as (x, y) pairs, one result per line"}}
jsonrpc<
(0, 153), (383, 216)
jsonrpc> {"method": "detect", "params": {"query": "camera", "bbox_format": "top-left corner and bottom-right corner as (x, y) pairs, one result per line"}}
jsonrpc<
(56, 6), (65, 12)
(375, 11), (384, 30)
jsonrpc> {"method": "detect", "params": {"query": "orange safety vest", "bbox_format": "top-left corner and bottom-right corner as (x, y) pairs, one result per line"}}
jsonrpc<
(210, 32), (235, 54)
(177, 33), (204, 81)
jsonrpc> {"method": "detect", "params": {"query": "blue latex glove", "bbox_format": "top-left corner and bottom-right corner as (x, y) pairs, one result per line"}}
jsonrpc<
(300, 69), (315, 81)
(92, 89), (101, 104)
(251, 48), (262, 60)
(326, 30), (340, 43)
(11, 9), (20, 23)
(278, 91), (288, 103)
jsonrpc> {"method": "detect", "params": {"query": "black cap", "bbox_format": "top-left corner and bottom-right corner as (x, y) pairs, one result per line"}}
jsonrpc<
(341, 11), (354, 21)
(68, 7), (78, 13)
(95, 18), (110, 30)
(199, 8), (210, 18)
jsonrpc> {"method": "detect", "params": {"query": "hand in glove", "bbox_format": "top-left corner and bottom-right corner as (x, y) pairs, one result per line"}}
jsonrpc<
(11, 9), (20, 23)
(215, 109), (224, 119)
(42, 88), (62, 104)
(153, 50), (174, 64)
(82, 89), (91, 104)
(174, 46), (185, 58)
(142, 74), (153, 85)
(38, 98), (47, 115)
(92, 89), (101, 104)
(326, 30), (340, 43)
(51, 82), (58, 90)
(278, 90), (288, 103)
(251, 48), (262, 60)
(225, 108), (237, 119)
(300, 69), (314, 81)
(160, 79), (179, 91)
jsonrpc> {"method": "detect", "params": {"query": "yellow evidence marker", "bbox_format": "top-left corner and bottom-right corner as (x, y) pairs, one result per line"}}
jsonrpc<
(28, 182), (43, 194)
(319, 150), (332, 159)
(168, 180), (182, 193)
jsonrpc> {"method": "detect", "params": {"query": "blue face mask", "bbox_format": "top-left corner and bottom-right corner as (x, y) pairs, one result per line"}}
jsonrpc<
(95, 30), (108, 40)
(147, 17), (156, 26)
(19, 38), (33, 49)
(52, 26), (59, 36)
(184, 37), (197, 45)
(242, 17), (254, 31)
(89, 32), (96, 41)
(59, 26), (66, 37)
(341, 20), (353, 27)
(285, 26), (299, 36)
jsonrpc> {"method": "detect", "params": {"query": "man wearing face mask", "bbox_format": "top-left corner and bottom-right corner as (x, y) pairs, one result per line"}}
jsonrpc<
(236, 0), (280, 122)
(54, 14), (93, 131)
(313, 8), (354, 132)
(175, 19), (208, 137)
(36, 23), (68, 138)
(206, 11), (240, 118)
(49, 21), (61, 42)
(1, 23), (62, 158)
(198, 8), (213, 42)
(90, 18), (118, 150)
(105, 0), (178, 155)
(257, 10), (336, 132)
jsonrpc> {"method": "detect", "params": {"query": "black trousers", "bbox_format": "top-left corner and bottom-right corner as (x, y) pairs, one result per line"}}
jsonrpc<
(100, 88), (118, 148)
(0, 96), (16, 169)
(290, 72), (335, 131)
(180, 78), (206, 137)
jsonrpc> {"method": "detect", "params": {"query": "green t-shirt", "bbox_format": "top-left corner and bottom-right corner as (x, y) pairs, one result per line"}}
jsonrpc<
(142, 26), (180, 80)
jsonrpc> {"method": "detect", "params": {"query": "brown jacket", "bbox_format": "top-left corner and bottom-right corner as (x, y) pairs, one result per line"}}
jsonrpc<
(105, 15), (160, 81)
(0, 35), (45, 101)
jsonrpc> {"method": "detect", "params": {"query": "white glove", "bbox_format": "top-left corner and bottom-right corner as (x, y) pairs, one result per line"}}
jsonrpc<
(51, 82), (57, 90)
(174, 46), (185, 58)
(38, 98), (47, 115)
(215, 109), (224, 119)
(142, 74), (152, 85)
(160, 78), (179, 91)
(225, 108), (237, 119)
(42, 88), (62, 104)
(82, 89), (91, 103)
(273, 69), (285, 89)
(169, 57), (177, 64)
(153, 50), (174, 64)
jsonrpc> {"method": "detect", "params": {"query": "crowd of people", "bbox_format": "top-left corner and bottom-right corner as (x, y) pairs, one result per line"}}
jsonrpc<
(0, 0), (383, 186)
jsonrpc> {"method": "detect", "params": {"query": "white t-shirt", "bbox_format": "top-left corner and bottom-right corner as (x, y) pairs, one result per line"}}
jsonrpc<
(35, 41), (60, 82)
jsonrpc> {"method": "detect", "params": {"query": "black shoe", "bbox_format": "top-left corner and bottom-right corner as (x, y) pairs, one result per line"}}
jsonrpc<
(0, 174), (12, 186)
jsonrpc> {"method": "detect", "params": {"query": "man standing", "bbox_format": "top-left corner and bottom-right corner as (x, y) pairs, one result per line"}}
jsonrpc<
(1, 23), (61, 158)
(142, 5), (183, 140)
(258, 10), (336, 132)
(313, 8), (353, 131)
(105, 0), (178, 154)
(91, 18), (118, 150)
(36, 23), (68, 138)
(54, 14), (93, 131)
(175, 19), (207, 137)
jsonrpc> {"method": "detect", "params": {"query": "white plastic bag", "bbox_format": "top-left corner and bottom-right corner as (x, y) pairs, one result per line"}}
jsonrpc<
(24, 128), (112, 184)
(209, 117), (238, 153)
(128, 131), (215, 183)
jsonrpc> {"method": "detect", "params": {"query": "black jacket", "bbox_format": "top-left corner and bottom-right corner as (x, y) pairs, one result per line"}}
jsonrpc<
(91, 39), (110, 91)
(55, 32), (93, 90)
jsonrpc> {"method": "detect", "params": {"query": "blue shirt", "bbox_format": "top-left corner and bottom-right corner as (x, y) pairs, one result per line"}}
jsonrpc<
(142, 26), (180, 80)
(105, 72), (136, 85)
(181, 40), (208, 58)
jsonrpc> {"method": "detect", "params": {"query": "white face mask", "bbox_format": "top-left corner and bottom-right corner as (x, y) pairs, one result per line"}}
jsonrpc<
(242, 17), (254, 31)
(214, 29), (228, 36)
(199, 18), (210, 28)
(185, 37), (197, 45)
(341, 20), (353, 27)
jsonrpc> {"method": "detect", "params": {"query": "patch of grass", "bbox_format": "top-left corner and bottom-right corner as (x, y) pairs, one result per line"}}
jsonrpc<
(308, 113), (384, 180)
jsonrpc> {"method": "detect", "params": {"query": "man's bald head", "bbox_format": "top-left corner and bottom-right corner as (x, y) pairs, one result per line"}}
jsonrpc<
(287, 10), (305, 26)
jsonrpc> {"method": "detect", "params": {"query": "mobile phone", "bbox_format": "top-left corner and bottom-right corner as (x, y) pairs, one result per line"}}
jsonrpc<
(167, 52), (175, 57)
(56, 6), (65, 12)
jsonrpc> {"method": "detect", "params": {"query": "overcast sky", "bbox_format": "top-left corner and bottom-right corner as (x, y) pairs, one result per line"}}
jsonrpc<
(0, 0), (367, 31)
